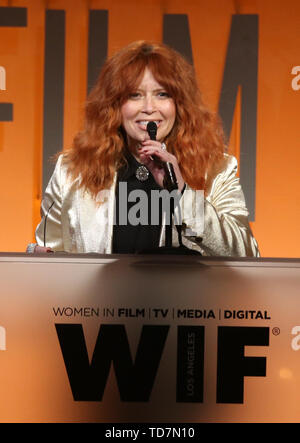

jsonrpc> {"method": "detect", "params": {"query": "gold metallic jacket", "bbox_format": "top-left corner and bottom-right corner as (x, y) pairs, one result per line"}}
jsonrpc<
(35, 154), (260, 257)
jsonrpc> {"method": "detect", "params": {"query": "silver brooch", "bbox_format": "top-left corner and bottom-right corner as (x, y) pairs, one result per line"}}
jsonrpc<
(136, 165), (149, 181)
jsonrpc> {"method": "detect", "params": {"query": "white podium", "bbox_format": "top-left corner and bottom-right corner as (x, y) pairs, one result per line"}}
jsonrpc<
(0, 252), (299, 423)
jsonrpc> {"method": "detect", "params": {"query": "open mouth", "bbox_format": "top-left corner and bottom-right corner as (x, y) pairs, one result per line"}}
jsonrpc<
(135, 120), (162, 130)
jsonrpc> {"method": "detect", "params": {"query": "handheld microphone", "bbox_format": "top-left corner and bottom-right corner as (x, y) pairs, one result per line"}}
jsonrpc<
(146, 121), (178, 191)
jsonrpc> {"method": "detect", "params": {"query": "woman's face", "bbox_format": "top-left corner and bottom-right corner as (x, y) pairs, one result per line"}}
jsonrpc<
(121, 68), (176, 145)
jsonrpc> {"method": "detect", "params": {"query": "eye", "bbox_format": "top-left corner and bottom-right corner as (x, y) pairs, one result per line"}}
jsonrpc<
(157, 91), (171, 98)
(129, 92), (142, 99)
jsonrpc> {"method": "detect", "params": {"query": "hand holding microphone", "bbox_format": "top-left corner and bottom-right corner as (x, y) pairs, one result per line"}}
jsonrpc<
(138, 121), (182, 192)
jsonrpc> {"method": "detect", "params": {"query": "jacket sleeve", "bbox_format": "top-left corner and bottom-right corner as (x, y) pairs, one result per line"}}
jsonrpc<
(180, 155), (260, 257)
(35, 155), (64, 251)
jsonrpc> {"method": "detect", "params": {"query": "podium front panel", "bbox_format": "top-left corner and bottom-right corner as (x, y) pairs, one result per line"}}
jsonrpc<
(0, 253), (299, 422)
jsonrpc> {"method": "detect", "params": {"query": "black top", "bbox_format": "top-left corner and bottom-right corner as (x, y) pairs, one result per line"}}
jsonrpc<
(112, 152), (163, 253)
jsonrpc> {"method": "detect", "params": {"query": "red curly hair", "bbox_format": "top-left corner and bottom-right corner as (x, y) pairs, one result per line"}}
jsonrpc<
(63, 40), (226, 197)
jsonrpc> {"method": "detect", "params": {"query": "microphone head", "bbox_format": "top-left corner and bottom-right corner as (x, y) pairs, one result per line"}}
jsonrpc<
(147, 121), (157, 140)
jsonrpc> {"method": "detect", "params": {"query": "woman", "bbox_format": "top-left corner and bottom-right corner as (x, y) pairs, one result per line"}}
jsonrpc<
(27, 40), (259, 256)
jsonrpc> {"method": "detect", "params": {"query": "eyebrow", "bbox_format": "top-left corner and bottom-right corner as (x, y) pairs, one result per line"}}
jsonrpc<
(134, 87), (167, 92)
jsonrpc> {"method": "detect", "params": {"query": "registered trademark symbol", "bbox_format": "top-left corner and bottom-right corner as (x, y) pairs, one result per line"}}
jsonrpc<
(272, 327), (280, 336)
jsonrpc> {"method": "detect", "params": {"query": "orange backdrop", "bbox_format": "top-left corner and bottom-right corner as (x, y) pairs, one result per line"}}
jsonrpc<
(0, 0), (299, 257)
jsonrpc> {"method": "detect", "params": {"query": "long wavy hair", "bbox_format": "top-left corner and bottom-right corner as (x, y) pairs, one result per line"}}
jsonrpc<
(63, 40), (226, 197)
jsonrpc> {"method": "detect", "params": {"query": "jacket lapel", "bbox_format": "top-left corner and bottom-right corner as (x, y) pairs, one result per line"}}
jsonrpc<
(77, 174), (117, 253)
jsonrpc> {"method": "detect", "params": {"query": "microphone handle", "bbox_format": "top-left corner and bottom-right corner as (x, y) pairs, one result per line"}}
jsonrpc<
(149, 133), (178, 192)
(163, 161), (178, 192)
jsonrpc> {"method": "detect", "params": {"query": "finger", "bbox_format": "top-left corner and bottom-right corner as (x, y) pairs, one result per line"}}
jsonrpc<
(140, 147), (170, 162)
(140, 153), (163, 173)
(140, 145), (165, 154)
(141, 140), (162, 147)
(141, 142), (166, 156)
(139, 153), (153, 167)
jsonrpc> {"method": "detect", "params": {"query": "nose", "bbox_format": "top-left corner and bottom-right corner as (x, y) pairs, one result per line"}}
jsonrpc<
(142, 95), (156, 114)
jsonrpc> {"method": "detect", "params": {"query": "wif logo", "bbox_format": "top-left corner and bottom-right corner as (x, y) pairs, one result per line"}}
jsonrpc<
(0, 326), (6, 350)
(0, 67), (6, 91)
(55, 324), (269, 404)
